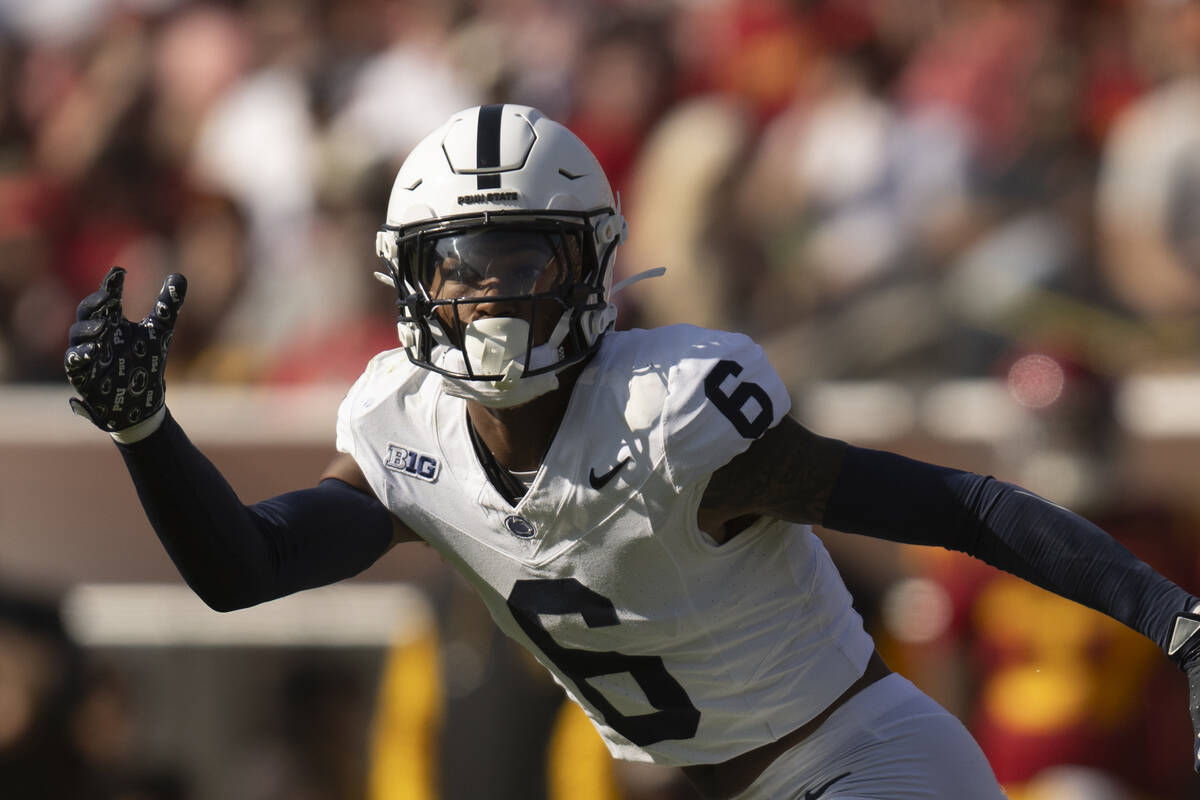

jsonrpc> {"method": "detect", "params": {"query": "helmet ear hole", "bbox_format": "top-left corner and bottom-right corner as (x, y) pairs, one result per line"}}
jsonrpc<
(597, 214), (626, 246)
(375, 231), (398, 260)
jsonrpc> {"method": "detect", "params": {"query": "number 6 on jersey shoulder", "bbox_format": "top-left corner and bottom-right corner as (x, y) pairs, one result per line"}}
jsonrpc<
(704, 359), (774, 439)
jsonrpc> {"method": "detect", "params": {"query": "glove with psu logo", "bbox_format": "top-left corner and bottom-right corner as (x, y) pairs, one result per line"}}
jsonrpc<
(64, 266), (187, 435)
(1168, 605), (1200, 772)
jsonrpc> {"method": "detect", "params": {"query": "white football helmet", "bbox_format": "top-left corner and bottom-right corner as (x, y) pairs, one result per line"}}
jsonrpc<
(374, 104), (630, 405)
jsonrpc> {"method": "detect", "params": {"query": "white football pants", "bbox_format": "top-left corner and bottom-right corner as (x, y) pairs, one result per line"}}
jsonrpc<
(738, 674), (1006, 799)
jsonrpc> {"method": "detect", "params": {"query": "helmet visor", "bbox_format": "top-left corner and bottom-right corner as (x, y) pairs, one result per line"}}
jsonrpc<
(422, 229), (579, 301)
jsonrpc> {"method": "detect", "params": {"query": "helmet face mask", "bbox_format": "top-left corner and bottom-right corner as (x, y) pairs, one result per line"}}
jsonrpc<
(375, 105), (627, 398)
(388, 213), (608, 381)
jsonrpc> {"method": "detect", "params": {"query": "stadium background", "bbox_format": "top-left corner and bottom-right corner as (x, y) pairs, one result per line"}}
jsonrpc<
(4, 0), (1200, 797)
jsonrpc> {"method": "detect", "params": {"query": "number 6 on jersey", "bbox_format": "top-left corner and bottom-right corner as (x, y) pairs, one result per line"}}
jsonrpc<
(507, 578), (700, 746)
(705, 359), (775, 439)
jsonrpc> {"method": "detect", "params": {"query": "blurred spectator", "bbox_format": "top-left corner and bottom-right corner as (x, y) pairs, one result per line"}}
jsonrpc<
(326, 0), (480, 178)
(188, 0), (315, 240)
(157, 189), (257, 382)
(672, 0), (816, 123)
(564, 14), (676, 200)
(233, 659), (371, 800)
(0, 585), (188, 800)
(737, 47), (909, 318)
(2, 0), (1199, 384)
(0, 587), (88, 797)
(452, 0), (581, 117)
(1098, 0), (1200, 328)
(622, 98), (754, 333)
(729, 43), (960, 383)
(150, 3), (249, 168)
(74, 661), (191, 800)
(258, 162), (398, 386)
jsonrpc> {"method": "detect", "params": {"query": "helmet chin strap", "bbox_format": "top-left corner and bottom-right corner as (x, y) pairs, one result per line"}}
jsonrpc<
(440, 367), (559, 408)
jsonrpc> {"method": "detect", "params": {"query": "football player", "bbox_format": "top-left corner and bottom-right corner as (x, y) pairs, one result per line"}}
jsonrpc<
(64, 105), (1200, 799)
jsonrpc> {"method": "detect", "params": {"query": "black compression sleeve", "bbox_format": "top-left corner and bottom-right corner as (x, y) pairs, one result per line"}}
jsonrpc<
(116, 410), (395, 611)
(822, 445), (1198, 652)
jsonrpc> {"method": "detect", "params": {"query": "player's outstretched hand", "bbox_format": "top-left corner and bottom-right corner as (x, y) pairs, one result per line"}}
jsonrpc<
(1168, 609), (1200, 772)
(64, 266), (187, 432)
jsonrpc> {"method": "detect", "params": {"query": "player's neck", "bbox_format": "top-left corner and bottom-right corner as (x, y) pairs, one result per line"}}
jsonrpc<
(465, 366), (583, 472)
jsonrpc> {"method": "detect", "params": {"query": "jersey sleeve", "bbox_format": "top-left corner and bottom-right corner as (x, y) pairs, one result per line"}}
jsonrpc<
(336, 348), (412, 461)
(661, 327), (791, 492)
(336, 362), (374, 461)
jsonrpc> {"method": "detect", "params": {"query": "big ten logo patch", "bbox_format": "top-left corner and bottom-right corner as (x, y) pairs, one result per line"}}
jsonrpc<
(385, 444), (440, 483)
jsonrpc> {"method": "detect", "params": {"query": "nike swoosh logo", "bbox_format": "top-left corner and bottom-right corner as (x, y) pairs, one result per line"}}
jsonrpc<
(804, 771), (851, 799)
(589, 457), (631, 490)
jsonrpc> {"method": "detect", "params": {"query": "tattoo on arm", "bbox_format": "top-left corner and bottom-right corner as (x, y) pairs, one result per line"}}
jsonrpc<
(700, 416), (848, 526)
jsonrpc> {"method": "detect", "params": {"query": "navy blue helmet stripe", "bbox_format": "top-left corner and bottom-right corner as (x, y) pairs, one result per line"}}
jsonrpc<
(476, 104), (504, 189)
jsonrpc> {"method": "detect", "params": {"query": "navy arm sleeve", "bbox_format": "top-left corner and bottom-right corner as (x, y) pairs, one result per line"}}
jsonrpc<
(823, 445), (1197, 652)
(115, 411), (395, 612)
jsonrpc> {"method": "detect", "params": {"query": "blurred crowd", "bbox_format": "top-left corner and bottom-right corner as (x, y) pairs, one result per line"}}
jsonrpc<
(3, 0), (1200, 388)
(0, 587), (188, 800)
(8, 0), (1200, 798)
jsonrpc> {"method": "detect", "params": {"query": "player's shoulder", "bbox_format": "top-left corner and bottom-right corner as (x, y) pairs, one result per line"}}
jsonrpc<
(336, 347), (438, 459)
(590, 325), (776, 419)
(339, 347), (431, 417)
(610, 325), (789, 490)
(603, 324), (772, 395)
(586, 325), (764, 414)
(597, 324), (762, 371)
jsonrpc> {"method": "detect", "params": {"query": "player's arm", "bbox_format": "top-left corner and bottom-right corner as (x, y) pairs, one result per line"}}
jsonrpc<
(698, 415), (846, 536)
(65, 267), (414, 612)
(322, 452), (419, 550)
(705, 416), (1196, 652)
(703, 416), (1195, 650)
(703, 416), (1200, 769)
(117, 417), (410, 611)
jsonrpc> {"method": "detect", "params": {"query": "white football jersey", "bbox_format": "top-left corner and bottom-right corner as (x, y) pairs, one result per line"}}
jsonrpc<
(336, 325), (874, 765)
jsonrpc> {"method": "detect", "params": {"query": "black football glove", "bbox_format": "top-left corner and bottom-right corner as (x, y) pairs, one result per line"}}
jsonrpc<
(1168, 607), (1200, 772)
(64, 266), (187, 432)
